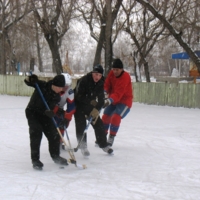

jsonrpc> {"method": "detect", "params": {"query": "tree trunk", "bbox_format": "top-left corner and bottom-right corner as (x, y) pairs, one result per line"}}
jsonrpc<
(44, 32), (63, 74)
(93, 26), (105, 67)
(143, 62), (150, 82)
(0, 28), (7, 74)
(30, 58), (35, 72)
(104, 0), (113, 77)
(133, 61), (139, 82)
(0, 1), (6, 75)
(133, 52), (141, 82)
(34, 17), (43, 72)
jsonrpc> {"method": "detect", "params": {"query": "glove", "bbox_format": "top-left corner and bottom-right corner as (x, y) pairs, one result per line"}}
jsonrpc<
(26, 74), (38, 84)
(44, 108), (64, 118)
(45, 106), (65, 118)
(45, 108), (72, 120)
(90, 100), (98, 107)
(59, 118), (69, 129)
(103, 98), (112, 108)
(89, 108), (99, 120)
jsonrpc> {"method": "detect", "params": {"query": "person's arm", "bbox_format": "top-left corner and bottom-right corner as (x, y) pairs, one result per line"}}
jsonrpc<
(109, 74), (129, 104)
(24, 74), (46, 88)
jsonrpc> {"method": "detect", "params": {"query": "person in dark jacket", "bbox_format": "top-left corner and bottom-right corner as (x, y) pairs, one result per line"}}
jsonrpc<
(25, 74), (69, 170)
(74, 65), (113, 156)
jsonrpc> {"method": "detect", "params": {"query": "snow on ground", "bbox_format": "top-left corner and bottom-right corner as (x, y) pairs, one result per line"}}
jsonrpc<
(0, 95), (200, 200)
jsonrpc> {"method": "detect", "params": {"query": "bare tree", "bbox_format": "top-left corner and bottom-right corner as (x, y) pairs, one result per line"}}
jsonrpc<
(76, 0), (122, 76)
(122, 0), (194, 81)
(0, 0), (31, 74)
(171, 0), (200, 49)
(31, 0), (75, 74)
(135, 0), (200, 73)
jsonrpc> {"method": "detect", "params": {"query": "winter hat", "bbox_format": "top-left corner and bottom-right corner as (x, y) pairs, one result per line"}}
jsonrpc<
(52, 74), (65, 87)
(62, 73), (72, 86)
(92, 64), (104, 75)
(112, 58), (123, 69)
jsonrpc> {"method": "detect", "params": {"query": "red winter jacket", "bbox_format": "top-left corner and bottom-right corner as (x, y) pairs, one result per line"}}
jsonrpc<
(104, 70), (133, 108)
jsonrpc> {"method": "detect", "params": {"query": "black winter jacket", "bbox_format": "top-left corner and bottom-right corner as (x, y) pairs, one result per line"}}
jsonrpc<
(74, 72), (104, 114)
(25, 79), (61, 115)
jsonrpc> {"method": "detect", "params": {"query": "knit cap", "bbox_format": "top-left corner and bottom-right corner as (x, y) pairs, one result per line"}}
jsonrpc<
(92, 64), (104, 75)
(112, 59), (123, 69)
(52, 74), (65, 87)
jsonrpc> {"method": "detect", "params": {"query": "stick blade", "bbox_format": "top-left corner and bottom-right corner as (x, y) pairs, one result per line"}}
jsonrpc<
(76, 164), (87, 169)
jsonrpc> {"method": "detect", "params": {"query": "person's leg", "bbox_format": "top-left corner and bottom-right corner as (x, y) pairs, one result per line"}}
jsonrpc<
(29, 128), (43, 161)
(92, 117), (113, 154)
(92, 117), (107, 148)
(74, 108), (87, 145)
(43, 119), (60, 157)
(102, 105), (116, 134)
(74, 108), (89, 156)
(108, 104), (130, 146)
(26, 111), (44, 169)
(59, 129), (65, 150)
(43, 119), (68, 165)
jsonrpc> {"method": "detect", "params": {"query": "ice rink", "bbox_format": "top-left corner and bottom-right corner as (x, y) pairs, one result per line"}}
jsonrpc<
(0, 95), (200, 200)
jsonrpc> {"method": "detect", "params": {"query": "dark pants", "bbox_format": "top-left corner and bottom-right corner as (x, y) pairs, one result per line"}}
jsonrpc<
(26, 109), (60, 162)
(74, 107), (108, 148)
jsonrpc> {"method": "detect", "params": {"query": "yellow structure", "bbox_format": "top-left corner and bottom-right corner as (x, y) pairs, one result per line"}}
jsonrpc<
(189, 60), (200, 83)
(62, 64), (72, 75)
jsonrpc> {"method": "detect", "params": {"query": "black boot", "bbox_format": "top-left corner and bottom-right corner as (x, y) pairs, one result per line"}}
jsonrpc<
(102, 146), (113, 154)
(80, 142), (90, 156)
(32, 160), (43, 170)
(52, 156), (68, 165)
(95, 140), (99, 147)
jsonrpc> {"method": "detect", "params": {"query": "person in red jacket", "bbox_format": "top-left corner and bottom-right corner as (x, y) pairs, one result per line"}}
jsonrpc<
(102, 58), (133, 147)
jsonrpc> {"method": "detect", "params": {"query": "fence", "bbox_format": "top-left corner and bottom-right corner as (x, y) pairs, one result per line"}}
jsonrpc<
(133, 82), (200, 108)
(0, 75), (200, 108)
(0, 75), (78, 96)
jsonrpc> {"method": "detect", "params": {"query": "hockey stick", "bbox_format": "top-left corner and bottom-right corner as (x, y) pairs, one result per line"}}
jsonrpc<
(30, 72), (86, 169)
(63, 126), (76, 158)
(73, 116), (93, 152)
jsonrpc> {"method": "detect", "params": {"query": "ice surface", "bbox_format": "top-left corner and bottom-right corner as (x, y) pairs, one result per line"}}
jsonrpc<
(0, 95), (200, 200)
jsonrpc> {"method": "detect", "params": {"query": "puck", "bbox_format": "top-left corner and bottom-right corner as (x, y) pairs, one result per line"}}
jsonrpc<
(59, 166), (64, 169)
